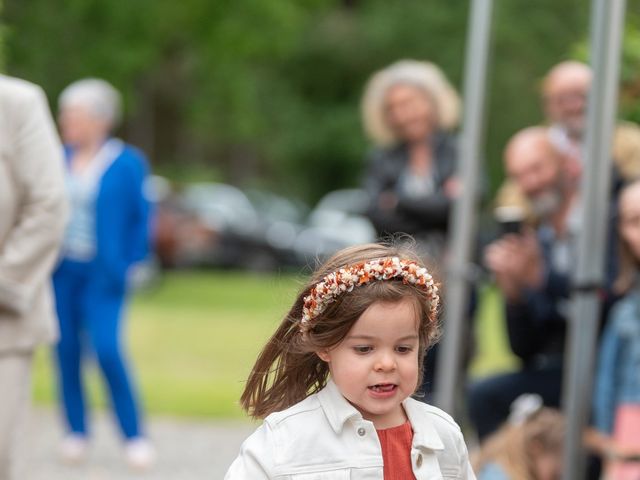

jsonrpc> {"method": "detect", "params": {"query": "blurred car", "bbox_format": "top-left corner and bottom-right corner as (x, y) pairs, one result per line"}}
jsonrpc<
(293, 188), (377, 267)
(153, 179), (221, 269)
(156, 182), (310, 270)
(245, 188), (309, 265)
(179, 183), (275, 270)
(154, 182), (376, 272)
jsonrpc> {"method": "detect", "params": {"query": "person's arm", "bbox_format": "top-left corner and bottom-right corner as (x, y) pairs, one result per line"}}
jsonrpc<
(128, 149), (152, 264)
(504, 298), (556, 361)
(503, 250), (570, 361)
(94, 151), (148, 291)
(543, 268), (571, 300)
(0, 83), (68, 315)
(224, 423), (275, 480)
(593, 318), (623, 435)
(456, 428), (478, 480)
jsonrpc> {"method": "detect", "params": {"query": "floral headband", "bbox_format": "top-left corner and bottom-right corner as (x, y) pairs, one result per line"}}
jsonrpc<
(300, 257), (439, 334)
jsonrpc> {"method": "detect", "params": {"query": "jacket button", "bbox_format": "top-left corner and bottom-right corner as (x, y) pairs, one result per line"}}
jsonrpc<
(357, 427), (366, 436)
(416, 454), (423, 467)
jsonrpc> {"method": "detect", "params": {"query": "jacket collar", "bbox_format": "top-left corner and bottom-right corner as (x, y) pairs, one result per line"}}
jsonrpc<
(317, 379), (444, 451)
(317, 379), (362, 434)
(403, 396), (445, 450)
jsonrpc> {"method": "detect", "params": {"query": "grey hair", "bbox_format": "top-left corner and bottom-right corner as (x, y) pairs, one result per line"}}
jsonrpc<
(361, 60), (460, 146)
(58, 78), (122, 127)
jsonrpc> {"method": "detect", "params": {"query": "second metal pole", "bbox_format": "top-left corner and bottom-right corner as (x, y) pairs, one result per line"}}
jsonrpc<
(562, 1), (626, 479)
(435, 0), (493, 415)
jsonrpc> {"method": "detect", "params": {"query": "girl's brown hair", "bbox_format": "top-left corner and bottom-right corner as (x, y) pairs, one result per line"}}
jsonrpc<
(614, 180), (640, 294)
(472, 408), (566, 480)
(240, 241), (441, 419)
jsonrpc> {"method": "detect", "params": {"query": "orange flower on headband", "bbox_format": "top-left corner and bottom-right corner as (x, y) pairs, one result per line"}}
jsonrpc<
(300, 257), (439, 334)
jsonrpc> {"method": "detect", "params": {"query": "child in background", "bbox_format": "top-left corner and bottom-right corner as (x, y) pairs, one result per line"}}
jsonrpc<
(225, 242), (475, 479)
(473, 394), (565, 480)
(593, 180), (640, 480)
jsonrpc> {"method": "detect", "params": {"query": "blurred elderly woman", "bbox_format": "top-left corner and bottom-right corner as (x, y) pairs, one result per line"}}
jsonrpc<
(52, 79), (154, 469)
(362, 61), (471, 398)
(361, 60), (461, 259)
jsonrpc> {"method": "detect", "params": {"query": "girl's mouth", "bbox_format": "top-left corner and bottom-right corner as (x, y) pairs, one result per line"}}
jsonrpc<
(368, 383), (397, 393)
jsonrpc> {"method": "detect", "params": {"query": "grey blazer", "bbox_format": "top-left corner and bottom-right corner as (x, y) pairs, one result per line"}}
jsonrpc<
(0, 75), (68, 353)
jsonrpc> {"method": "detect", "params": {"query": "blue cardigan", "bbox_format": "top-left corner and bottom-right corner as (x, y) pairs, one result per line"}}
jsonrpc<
(64, 140), (151, 295)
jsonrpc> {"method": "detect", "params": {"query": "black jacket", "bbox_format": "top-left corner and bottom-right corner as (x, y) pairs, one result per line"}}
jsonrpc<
(363, 132), (458, 237)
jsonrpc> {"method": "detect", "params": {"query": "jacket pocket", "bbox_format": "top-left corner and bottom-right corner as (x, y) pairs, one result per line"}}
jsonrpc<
(349, 466), (384, 479)
(440, 466), (461, 478)
(289, 470), (350, 479)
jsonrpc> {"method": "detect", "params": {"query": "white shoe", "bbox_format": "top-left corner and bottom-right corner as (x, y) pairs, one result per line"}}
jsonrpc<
(125, 438), (156, 471)
(59, 434), (88, 464)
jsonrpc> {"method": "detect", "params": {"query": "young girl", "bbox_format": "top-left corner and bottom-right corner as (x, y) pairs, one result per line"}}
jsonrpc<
(473, 394), (565, 480)
(593, 180), (640, 479)
(225, 243), (475, 479)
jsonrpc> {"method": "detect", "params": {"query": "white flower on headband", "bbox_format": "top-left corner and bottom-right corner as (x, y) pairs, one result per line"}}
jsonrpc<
(300, 257), (439, 334)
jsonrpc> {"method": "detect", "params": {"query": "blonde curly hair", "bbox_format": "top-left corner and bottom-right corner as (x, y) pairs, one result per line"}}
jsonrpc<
(472, 407), (566, 480)
(361, 60), (460, 146)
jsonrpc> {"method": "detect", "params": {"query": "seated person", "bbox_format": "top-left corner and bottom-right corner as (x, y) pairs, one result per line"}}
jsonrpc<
(469, 127), (617, 441)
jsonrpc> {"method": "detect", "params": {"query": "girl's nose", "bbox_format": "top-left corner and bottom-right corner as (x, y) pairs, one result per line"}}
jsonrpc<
(374, 352), (397, 372)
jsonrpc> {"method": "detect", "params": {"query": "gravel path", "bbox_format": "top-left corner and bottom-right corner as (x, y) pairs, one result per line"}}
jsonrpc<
(24, 408), (255, 479)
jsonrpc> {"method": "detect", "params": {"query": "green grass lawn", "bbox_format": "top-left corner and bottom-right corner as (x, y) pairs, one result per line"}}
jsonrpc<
(33, 270), (517, 419)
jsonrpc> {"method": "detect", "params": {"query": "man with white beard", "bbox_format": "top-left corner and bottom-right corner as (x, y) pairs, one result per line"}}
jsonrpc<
(468, 126), (612, 442)
(544, 61), (640, 184)
(495, 61), (640, 219)
(486, 126), (578, 306)
(543, 62), (590, 169)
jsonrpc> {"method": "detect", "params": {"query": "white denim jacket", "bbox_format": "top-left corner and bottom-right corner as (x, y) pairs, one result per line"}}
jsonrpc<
(225, 380), (476, 479)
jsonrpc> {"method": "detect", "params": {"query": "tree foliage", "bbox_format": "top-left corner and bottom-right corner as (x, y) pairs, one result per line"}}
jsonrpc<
(4, 0), (639, 201)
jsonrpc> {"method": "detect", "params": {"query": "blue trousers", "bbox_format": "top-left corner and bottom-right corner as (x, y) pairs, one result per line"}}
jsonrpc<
(52, 259), (142, 439)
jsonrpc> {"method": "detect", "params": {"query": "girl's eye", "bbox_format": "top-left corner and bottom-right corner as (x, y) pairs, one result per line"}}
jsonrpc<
(396, 345), (414, 354)
(353, 346), (372, 354)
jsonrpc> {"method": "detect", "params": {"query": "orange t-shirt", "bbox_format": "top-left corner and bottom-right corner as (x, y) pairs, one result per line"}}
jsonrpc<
(376, 421), (417, 480)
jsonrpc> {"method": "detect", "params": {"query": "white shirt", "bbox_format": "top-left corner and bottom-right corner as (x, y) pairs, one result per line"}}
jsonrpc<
(225, 380), (476, 479)
(62, 138), (124, 261)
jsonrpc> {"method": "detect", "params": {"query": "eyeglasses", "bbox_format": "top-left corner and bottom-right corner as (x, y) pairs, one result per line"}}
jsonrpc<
(544, 91), (588, 106)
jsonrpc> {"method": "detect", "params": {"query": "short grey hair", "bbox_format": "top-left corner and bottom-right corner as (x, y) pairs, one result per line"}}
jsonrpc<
(361, 60), (460, 146)
(58, 78), (122, 127)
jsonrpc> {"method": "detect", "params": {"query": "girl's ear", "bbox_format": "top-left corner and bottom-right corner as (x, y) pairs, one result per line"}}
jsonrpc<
(316, 350), (330, 362)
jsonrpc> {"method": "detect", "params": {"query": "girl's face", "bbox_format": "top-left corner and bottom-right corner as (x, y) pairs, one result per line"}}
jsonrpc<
(384, 84), (437, 144)
(619, 184), (640, 262)
(317, 298), (421, 429)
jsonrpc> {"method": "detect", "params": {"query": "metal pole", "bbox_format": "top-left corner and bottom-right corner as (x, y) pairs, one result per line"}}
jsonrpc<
(562, 1), (626, 479)
(435, 0), (493, 415)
